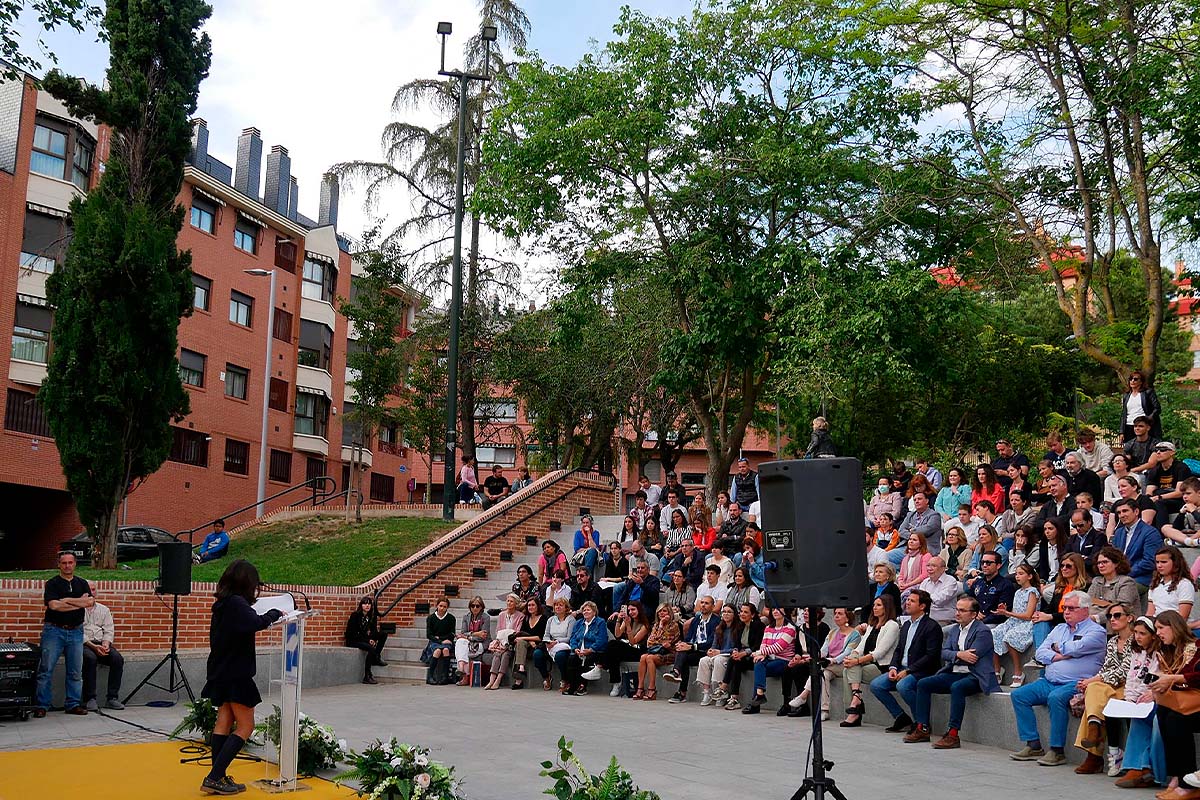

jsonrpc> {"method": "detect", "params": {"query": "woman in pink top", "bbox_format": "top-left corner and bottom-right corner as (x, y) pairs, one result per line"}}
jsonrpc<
(458, 455), (479, 503)
(743, 605), (797, 714)
(536, 540), (568, 585)
(483, 594), (525, 690)
(897, 533), (933, 599)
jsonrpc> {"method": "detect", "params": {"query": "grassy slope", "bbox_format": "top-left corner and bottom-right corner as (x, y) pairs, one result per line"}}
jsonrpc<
(0, 516), (457, 586)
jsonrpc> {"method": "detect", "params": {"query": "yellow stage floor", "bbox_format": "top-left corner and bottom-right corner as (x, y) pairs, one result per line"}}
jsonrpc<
(0, 740), (358, 800)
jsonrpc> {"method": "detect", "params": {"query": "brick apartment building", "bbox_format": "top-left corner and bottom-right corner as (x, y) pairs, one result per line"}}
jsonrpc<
(0, 72), (785, 568)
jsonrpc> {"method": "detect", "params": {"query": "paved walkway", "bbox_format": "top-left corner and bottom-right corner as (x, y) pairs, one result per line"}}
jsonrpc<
(0, 683), (1146, 798)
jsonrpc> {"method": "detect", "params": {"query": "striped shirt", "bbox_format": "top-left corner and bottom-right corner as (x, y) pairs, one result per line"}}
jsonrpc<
(759, 625), (797, 660)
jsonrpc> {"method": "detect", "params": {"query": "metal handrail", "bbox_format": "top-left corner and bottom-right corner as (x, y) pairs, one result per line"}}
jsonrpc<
(173, 475), (339, 544)
(373, 467), (614, 619)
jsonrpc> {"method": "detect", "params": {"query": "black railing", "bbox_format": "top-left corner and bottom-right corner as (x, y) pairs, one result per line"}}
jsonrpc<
(173, 475), (338, 545)
(373, 467), (614, 619)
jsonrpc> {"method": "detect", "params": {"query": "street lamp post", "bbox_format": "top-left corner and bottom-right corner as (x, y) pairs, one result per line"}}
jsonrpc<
(246, 267), (277, 518)
(437, 21), (497, 522)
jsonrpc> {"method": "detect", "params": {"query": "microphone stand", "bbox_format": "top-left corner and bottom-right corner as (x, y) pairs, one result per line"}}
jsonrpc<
(791, 609), (849, 800)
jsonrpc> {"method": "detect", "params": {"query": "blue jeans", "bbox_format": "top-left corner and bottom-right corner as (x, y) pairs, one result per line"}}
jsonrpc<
(753, 657), (788, 692)
(552, 648), (570, 681)
(869, 672), (920, 720)
(1124, 712), (1167, 784)
(1031, 621), (1051, 651)
(913, 672), (982, 729)
(1011, 678), (1075, 748)
(36, 624), (83, 710)
(887, 549), (906, 568)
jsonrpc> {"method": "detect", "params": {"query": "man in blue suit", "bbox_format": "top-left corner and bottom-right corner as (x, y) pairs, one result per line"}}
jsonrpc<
(908, 596), (1001, 748)
(1111, 498), (1163, 593)
(870, 589), (943, 734)
(663, 596), (719, 703)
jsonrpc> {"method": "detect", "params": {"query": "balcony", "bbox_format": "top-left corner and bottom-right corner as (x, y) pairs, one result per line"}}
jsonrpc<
(341, 444), (373, 468)
(292, 432), (329, 456)
(296, 364), (332, 398)
(300, 296), (336, 330)
(9, 360), (48, 387)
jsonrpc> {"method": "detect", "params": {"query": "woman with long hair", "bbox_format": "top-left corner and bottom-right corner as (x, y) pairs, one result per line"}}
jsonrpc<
(1038, 517), (1066, 582)
(1121, 370), (1162, 442)
(344, 595), (387, 685)
(992, 564), (1042, 686)
(743, 605), (799, 714)
(1147, 610), (1200, 797)
(712, 491), (731, 530)
(940, 526), (974, 581)
(726, 566), (764, 613)
(1147, 546), (1197, 620)
(617, 515), (640, 545)
(664, 508), (691, 565)
(1070, 602), (1135, 773)
(1104, 453), (1141, 505)
(971, 464), (1006, 514)
(966, 524), (1009, 578)
(840, 594), (900, 727)
(634, 604), (682, 701)
(510, 597), (547, 690)
(897, 533), (932, 599)
(696, 604), (739, 706)
(603, 601), (649, 695)
(1008, 526), (1042, 577)
(642, 517), (665, 561)
(421, 597), (456, 685)
(1113, 615), (1167, 787)
(934, 467), (972, 522)
(199, 559), (284, 796)
(787, 606), (861, 721)
(1033, 553), (1089, 649)
(536, 540), (568, 586)
(1032, 459), (1057, 505)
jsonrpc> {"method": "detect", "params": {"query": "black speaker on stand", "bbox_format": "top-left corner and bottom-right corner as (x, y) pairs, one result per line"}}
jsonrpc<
(123, 541), (194, 705)
(760, 457), (868, 800)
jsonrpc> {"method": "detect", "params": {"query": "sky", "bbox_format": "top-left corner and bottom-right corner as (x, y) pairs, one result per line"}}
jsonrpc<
(13, 0), (696, 262)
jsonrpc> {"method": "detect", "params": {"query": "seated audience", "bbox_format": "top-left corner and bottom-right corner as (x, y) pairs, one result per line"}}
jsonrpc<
(603, 601), (649, 695)
(695, 605), (739, 706)
(894, 490), (941, 565)
(422, 598), (456, 686)
(610, 561), (661, 618)
(869, 590), (942, 734)
(483, 595), (524, 690)
(481, 464), (510, 509)
(1105, 453), (1142, 504)
(896, 533), (932, 600)
(696, 564), (729, 613)
(1034, 553), (1089, 651)
(991, 564), (1042, 686)
(972, 464), (1007, 515)
(1076, 428), (1115, 479)
(510, 597), (547, 690)
(453, 596), (489, 686)
(1112, 614), (1166, 788)
(868, 562), (902, 615)
(743, 605), (800, 714)
(1089, 546), (1144, 628)
(641, 517), (665, 562)
(996, 491), (1036, 543)
(345, 595), (388, 686)
(1163, 478), (1200, 548)
(537, 540), (568, 586)
(725, 566), (764, 614)
(690, 519), (715, 553)
(1146, 547), (1196, 625)
(704, 542), (734, 585)
(534, 598), (576, 692)
(511, 565), (540, 605)
(934, 468), (973, 523)
(544, 569), (572, 606)
(1009, 589), (1107, 766)
(874, 512), (901, 553)
(1007, 526), (1041, 577)
(965, 524), (1009, 578)
(1036, 517), (1066, 582)
(662, 569), (697, 620)
(939, 527), (973, 581)
(1148, 609), (1200, 798)
(866, 527), (890, 577)
(195, 519), (230, 564)
(840, 594), (900, 727)
(663, 596), (720, 703)
(869, 475), (905, 522)
(1064, 451), (1104, 510)
(966, 548), (1015, 625)
(561, 600), (608, 696)
(634, 604), (682, 701)
(568, 566), (602, 616)
(786, 606), (861, 720)
(1072, 602), (1134, 773)
(918, 556), (961, 624)
(1145, 441), (1192, 527)
(1110, 497), (1164, 595)
(1066, 508), (1106, 574)
(716, 603), (766, 710)
(663, 539), (706, 588)
(910, 596), (1001, 749)
(81, 584), (124, 711)
(571, 515), (602, 575)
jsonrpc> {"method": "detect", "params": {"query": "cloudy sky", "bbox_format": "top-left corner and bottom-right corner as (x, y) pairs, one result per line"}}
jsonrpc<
(16, 0), (694, 283)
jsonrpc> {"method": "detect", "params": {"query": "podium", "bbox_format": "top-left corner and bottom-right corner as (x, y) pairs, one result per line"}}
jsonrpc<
(257, 608), (319, 793)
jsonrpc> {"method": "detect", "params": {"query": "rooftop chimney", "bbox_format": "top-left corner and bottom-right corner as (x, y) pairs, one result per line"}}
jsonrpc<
(287, 176), (299, 222)
(189, 118), (208, 169)
(1176, 258), (1187, 280)
(264, 144), (291, 217)
(234, 127), (262, 198)
(318, 174), (340, 229)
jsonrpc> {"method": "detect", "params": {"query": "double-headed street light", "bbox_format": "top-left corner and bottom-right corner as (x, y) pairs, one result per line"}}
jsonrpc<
(437, 21), (496, 522)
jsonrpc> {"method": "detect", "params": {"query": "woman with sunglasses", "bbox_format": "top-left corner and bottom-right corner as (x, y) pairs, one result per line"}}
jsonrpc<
(1071, 602), (1134, 773)
(1121, 370), (1162, 443)
(1113, 615), (1167, 788)
(454, 596), (491, 685)
(344, 595), (388, 685)
(1033, 553), (1089, 650)
(1089, 546), (1144, 629)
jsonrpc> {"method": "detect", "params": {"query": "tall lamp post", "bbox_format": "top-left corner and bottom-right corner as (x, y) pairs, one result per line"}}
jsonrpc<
(437, 20), (497, 522)
(246, 267), (277, 518)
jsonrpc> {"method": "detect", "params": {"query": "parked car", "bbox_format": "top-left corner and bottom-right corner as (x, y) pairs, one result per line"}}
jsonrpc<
(60, 526), (177, 565)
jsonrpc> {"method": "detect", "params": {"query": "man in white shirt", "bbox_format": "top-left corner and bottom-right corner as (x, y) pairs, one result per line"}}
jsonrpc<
(747, 499), (761, 526)
(82, 583), (125, 711)
(918, 557), (962, 624)
(695, 565), (728, 612)
(945, 504), (983, 545)
(658, 488), (689, 532)
(639, 474), (662, 508)
(1076, 428), (1115, 479)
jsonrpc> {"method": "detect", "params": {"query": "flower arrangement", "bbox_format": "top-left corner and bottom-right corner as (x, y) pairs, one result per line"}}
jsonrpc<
(336, 739), (463, 800)
(540, 737), (661, 800)
(255, 705), (346, 776)
(170, 698), (217, 743)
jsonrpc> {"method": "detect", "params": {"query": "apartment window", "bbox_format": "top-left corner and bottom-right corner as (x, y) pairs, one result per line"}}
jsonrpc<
(192, 274), (211, 311)
(268, 377), (289, 412)
(272, 308), (293, 342)
(370, 473), (395, 503)
(681, 472), (706, 486)
(21, 211), (67, 274)
(31, 121), (68, 179)
(224, 364), (249, 400)
(233, 217), (259, 254)
(341, 401), (362, 447)
(168, 427), (208, 467)
(302, 256), (337, 303)
(298, 320), (332, 371)
(275, 238), (297, 272)
(223, 438), (250, 475)
(4, 388), (52, 437)
(305, 457), (327, 482)
(378, 423), (398, 445)
(294, 391), (329, 438)
(71, 138), (93, 190)
(229, 290), (253, 327)
(269, 449), (292, 483)
(12, 301), (52, 363)
(475, 400), (518, 423)
(475, 446), (517, 467)
(178, 349), (205, 387)
(190, 196), (216, 234)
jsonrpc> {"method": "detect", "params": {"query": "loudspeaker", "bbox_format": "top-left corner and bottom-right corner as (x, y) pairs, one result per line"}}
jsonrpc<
(760, 458), (869, 608)
(157, 541), (193, 596)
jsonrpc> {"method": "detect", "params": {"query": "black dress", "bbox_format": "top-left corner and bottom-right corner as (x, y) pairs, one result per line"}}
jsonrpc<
(201, 595), (281, 707)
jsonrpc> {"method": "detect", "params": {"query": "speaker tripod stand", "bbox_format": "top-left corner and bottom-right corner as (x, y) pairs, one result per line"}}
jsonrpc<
(790, 615), (849, 800)
(123, 593), (193, 705)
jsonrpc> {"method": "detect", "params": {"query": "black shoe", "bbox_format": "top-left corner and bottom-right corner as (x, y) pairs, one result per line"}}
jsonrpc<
(750, 693), (766, 707)
(885, 713), (913, 733)
(777, 703), (791, 717)
(788, 704), (811, 717)
(363, 675), (379, 685)
(200, 776), (239, 795)
(373, 658), (389, 667)
(219, 776), (246, 793)
(742, 703), (761, 714)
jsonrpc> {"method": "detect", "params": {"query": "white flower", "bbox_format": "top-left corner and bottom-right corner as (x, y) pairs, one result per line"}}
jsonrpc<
(338, 739), (348, 751)
(414, 753), (429, 767)
(389, 756), (404, 768)
(415, 773), (431, 789)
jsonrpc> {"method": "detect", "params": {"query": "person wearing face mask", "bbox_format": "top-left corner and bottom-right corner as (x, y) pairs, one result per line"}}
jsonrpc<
(867, 476), (904, 524)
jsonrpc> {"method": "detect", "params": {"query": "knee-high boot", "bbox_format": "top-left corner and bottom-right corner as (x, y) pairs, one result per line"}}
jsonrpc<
(433, 655), (451, 685)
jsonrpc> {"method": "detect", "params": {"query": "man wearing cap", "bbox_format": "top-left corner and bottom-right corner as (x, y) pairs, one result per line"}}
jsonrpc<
(1076, 429), (1115, 479)
(992, 439), (1030, 491)
(729, 458), (760, 513)
(1144, 441), (1193, 525)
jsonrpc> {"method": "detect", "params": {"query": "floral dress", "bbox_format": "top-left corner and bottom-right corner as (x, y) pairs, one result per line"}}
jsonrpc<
(993, 586), (1040, 655)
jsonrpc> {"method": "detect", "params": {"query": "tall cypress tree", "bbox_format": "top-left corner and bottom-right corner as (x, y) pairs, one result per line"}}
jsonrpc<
(39, 0), (212, 568)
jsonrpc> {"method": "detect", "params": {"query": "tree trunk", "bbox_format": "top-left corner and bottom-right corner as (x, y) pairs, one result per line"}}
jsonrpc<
(94, 508), (119, 570)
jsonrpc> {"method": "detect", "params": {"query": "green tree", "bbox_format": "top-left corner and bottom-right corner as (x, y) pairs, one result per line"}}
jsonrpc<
(38, 0), (211, 568)
(394, 317), (447, 503)
(478, 2), (918, 500)
(329, 0), (529, 462)
(339, 233), (411, 522)
(1, 0), (103, 80)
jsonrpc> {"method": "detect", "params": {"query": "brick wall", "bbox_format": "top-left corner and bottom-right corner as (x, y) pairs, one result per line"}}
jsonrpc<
(0, 470), (617, 650)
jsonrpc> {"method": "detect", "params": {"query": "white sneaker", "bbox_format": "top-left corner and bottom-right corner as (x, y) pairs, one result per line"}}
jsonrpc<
(1106, 746), (1124, 777)
(609, 684), (622, 697)
(710, 689), (728, 705)
(1185, 769), (1200, 789)
(581, 665), (604, 681)
(700, 691), (713, 707)
(789, 694), (807, 708)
